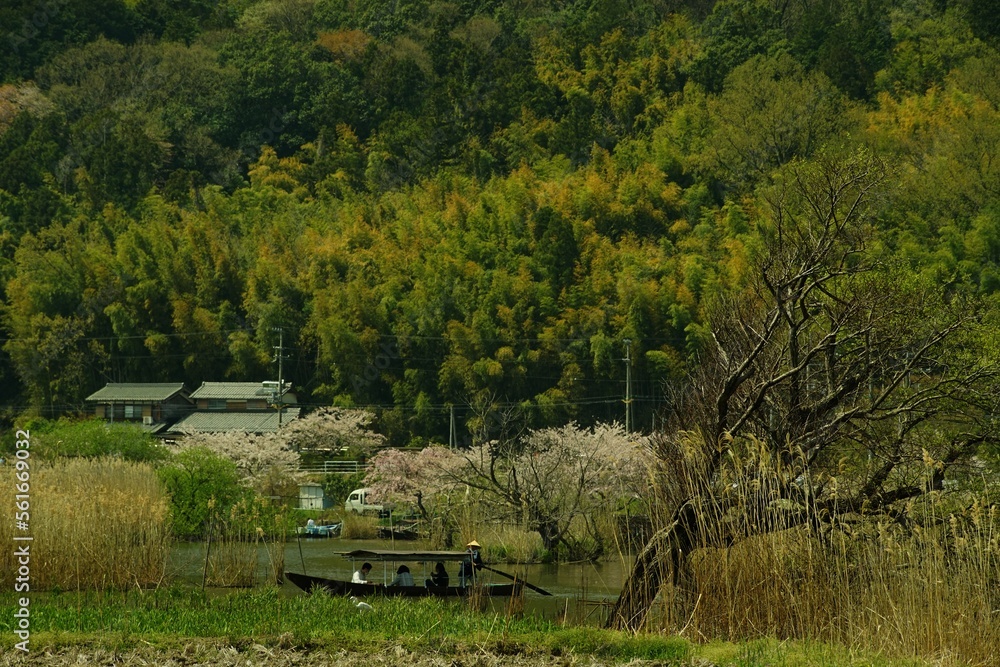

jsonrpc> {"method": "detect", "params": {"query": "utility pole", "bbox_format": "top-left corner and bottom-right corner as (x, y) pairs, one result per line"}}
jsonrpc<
(449, 405), (456, 449)
(624, 338), (632, 435)
(273, 327), (285, 428)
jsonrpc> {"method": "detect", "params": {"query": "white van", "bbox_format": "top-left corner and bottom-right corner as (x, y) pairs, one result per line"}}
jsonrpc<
(344, 488), (384, 515)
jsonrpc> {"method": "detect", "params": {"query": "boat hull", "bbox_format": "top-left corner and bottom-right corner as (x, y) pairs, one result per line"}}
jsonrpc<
(285, 571), (521, 598)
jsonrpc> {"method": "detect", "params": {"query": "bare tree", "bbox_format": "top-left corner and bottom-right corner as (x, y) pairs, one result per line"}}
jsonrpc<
(609, 150), (1000, 630)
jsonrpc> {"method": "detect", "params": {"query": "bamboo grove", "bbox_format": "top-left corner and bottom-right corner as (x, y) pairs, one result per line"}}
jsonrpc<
(2, 0), (1000, 450)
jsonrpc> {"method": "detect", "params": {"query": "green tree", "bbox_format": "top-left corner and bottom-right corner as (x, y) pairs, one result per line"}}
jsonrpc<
(0, 111), (68, 238)
(789, 0), (892, 99)
(707, 53), (852, 188)
(691, 0), (788, 93)
(157, 447), (250, 539)
(3, 220), (114, 413)
(875, 9), (986, 95)
(0, 0), (138, 81)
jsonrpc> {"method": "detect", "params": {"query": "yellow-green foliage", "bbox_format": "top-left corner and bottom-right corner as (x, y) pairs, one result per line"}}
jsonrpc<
(0, 459), (170, 590)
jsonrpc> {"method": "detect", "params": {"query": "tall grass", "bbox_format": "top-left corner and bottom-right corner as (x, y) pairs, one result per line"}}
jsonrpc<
(446, 502), (545, 562)
(441, 501), (623, 562)
(667, 501), (1000, 662)
(203, 496), (286, 587)
(340, 512), (379, 539)
(479, 524), (544, 563)
(0, 459), (170, 590)
(646, 435), (1000, 664)
(452, 499), (484, 548)
(830, 496), (1000, 661)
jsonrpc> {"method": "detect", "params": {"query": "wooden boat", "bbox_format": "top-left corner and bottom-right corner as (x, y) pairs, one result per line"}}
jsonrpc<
(285, 571), (521, 598)
(285, 548), (523, 598)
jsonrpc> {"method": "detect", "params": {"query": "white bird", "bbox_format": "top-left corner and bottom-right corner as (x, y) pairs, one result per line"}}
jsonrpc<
(350, 596), (373, 612)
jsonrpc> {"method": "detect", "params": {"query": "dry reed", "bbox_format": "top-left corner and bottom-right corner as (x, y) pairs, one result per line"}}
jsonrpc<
(204, 496), (286, 587)
(426, 514), (452, 549)
(452, 500), (483, 547)
(449, 502), (545, 562)
(339, 512), (379, 539)
(665, 500), (1000, 664)
(0, 459), (170, 590)
(480, 524), (544, 563)
(646, 434), (1000, 664)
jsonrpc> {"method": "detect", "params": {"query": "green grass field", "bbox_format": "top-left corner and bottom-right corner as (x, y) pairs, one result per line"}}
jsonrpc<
(0, 588), (936, 666)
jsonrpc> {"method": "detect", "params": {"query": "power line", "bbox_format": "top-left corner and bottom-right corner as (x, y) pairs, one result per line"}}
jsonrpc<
(0, 327), (255, 344)
(347, 332), (684, 345)
(0, 395), (664, 414)
(0, 329), (680, 346)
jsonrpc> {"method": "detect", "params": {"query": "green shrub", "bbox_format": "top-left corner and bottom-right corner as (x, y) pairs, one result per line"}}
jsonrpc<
(19, 419), (168, 462)
(322, 471), (366, 507)
(157, 447), (250, 539)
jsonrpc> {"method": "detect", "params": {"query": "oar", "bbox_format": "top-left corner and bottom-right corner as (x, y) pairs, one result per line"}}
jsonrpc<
(297, 533), (307, 576)
(482, 565), (552, 596)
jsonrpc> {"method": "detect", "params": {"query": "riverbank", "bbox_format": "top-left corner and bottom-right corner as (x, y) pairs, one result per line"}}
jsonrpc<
(0, 589), (934, 666)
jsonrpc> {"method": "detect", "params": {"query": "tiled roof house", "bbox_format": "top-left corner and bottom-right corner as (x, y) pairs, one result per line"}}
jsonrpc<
(168, 381), (299, 434)
(85, 383), (192, 433)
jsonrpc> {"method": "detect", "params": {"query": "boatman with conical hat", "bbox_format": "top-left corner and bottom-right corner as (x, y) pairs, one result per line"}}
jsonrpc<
(458, 540), (483, 587)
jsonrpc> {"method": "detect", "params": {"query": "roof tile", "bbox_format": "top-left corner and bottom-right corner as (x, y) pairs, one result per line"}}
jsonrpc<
(170, 408), (301, 434)
(85, 383), (188, 402)
(190, 382), (292, 400)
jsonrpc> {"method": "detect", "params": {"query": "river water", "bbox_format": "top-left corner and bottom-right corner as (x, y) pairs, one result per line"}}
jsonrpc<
(170, 538), (634, 623)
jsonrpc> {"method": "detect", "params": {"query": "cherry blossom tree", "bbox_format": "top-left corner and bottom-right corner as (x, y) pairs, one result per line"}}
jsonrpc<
(176, 408), (384, 494)
(365, 445), (464, 517)
(455, 422), (650, 555)
(177, 431), (299, 486)
(280, 407), (385, 457)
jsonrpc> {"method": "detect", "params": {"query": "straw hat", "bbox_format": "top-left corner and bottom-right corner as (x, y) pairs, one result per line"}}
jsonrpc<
(466, 540), (481, 548)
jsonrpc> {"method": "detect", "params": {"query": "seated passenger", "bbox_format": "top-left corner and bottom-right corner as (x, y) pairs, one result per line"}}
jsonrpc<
(352, 562), (372, 584)
(426, 561), (449, 588)
(389, 564), (414, 587)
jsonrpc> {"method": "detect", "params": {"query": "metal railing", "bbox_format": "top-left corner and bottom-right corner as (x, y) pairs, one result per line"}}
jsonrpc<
(298, 461), (370, 475)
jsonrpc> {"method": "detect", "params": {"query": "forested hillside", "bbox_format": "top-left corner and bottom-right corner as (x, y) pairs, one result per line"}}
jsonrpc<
(2, 0), (1000, 444)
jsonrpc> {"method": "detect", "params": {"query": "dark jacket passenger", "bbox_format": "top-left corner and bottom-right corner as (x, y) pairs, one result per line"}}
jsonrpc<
(427, 562), (449, 588)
